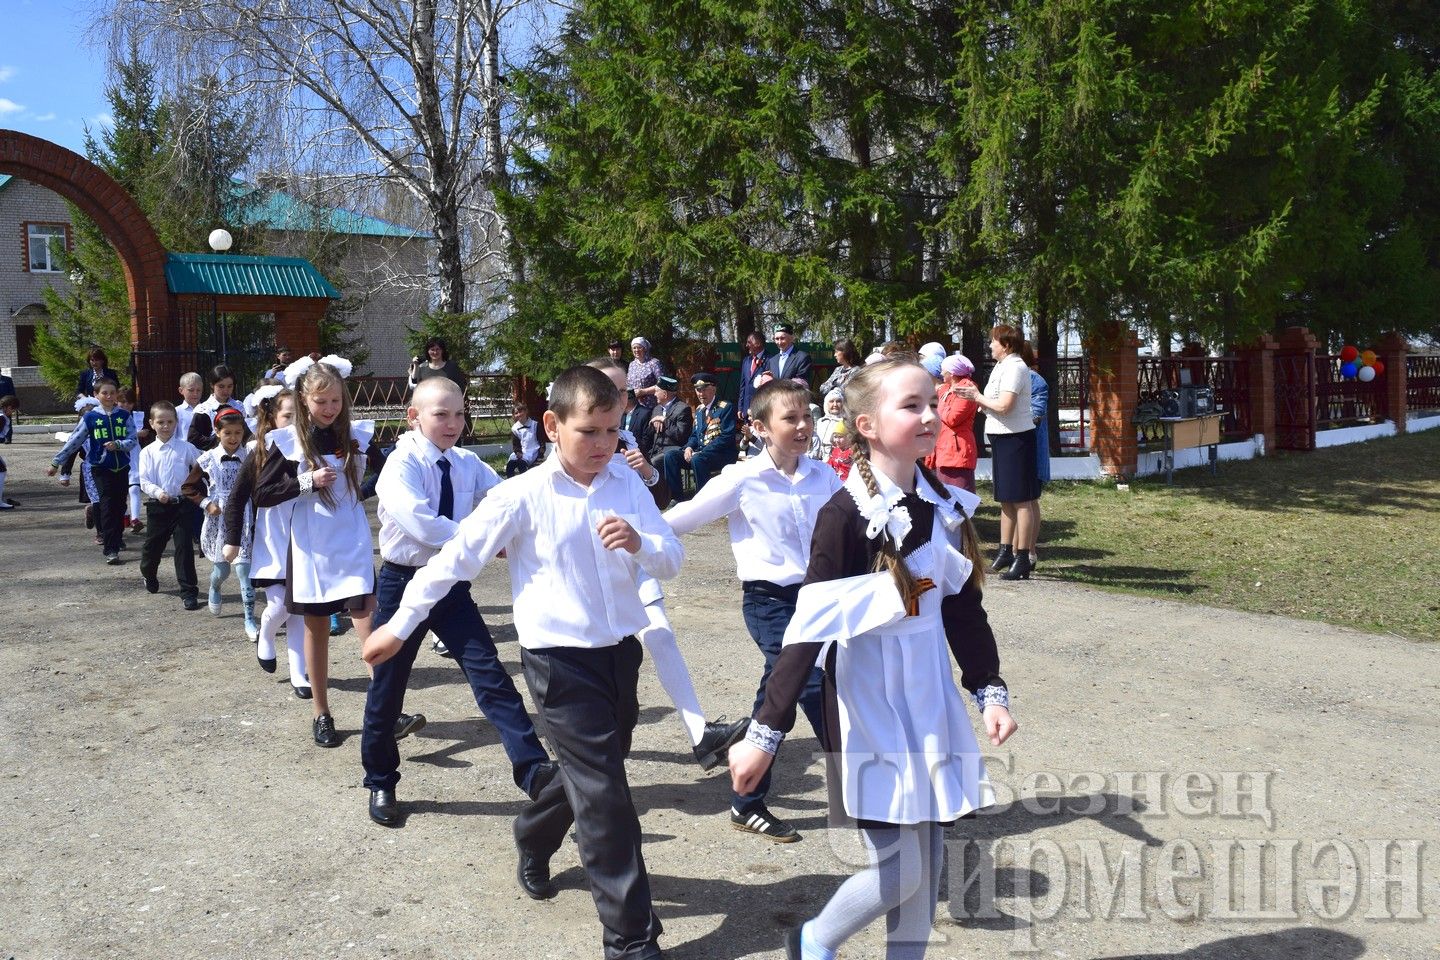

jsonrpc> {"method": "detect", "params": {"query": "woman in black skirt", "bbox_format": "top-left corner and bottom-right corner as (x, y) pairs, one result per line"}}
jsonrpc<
(957, 324), (1040, 580)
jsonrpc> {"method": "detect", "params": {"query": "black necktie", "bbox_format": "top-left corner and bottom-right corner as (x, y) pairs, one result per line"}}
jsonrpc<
(437, 458), (454, 520)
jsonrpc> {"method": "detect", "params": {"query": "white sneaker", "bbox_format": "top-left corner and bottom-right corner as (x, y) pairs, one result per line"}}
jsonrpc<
(208, 600), (222, 616)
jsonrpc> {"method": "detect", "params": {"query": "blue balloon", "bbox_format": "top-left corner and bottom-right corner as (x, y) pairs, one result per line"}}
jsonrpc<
(1340, 362), (1358, 379)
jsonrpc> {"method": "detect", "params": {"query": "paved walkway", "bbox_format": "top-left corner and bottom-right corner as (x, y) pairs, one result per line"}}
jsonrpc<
(0, 435), (1434, 959)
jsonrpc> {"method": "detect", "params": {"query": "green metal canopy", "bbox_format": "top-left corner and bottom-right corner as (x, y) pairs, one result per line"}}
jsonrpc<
(165, 252), (341, 299)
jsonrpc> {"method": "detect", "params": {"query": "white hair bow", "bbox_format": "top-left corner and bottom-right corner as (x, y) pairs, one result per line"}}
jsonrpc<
(857, 490), (912, 545)
(244, 384), (284, 418)
(75, 395), (101, 412)
(283, 354), (353, 387)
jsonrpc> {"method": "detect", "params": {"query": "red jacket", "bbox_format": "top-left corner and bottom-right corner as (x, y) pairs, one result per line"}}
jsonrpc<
(931, 380), (979, 470)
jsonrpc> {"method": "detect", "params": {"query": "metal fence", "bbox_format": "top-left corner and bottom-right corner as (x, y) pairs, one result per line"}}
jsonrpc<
(348, 374), (518, 445)
(1407, 354), (1440, 416)
(1052, 356), (1089, 450)
(1135, 355), (1252, 441)
(1315, 355), (1387, 428)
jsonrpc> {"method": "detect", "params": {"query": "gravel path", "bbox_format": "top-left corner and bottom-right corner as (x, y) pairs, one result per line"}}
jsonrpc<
(1, 434), (1435, 959)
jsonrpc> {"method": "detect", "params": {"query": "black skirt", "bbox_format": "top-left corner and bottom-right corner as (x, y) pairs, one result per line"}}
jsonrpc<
(989, 430), (1041, 503)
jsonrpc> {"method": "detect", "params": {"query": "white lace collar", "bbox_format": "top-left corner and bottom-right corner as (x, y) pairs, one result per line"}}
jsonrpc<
(842, 463), (913, 545)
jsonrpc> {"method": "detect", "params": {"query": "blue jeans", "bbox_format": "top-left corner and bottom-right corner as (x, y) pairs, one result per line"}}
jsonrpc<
(363, 561), (550, 793)
(733, 586), (825, 814)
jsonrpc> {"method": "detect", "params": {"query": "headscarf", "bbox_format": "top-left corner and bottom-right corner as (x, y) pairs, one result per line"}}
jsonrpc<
(942, 354), (975, 378)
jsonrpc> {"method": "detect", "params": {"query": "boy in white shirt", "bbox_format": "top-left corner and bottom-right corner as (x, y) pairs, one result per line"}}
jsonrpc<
(505, 401), (544, 476)
(135, 401), (203, 609)
(664, 379), (841, 843)
(175, 372), (205, 442)
(361, 378), (559, 829)
(364, 365), (681, 960)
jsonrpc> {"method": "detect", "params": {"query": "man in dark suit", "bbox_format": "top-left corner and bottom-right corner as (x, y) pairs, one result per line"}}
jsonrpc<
(736, 329), (770, 422)
(621, 389), (655, 459)
(765, 322), (812, 385)
(663, 372), (737, 499)
(647, 375), (693, 471)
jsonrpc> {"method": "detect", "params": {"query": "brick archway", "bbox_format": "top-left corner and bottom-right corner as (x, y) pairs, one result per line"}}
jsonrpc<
(0, 130), (172, 355)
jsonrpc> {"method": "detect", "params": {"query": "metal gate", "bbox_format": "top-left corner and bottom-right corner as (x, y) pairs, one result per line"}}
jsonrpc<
(1273, 352), (1316, 450)
(169, 297), (276, 391)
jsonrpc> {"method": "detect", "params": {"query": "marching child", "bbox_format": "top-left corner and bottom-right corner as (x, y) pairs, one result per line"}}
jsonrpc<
(187, 364), (246, 450)
(133, 401), (202, 607)
(360, 377), (559, 828)
(118, 388), (148, 532)
(363, 365), (682, 958)
(589, 357), (748, 771)
(224, 386), (309, 693)
(48, 379), (136, 563)
(195, 408), (258, 637)
(253, 356), (381, 748)
(729, 357), (1017, 959)
(665, 378), (841, 842)
(0, 393), (16, 509)
(176, 372), (205, 441)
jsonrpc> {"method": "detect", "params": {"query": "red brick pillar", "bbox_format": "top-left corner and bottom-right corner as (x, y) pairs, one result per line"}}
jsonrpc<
(1233, 333), (1278, 451)
(1085, 322), (1141, 478)
(1274, 326), (1319, 451)
(1376, 332), (1409, 433)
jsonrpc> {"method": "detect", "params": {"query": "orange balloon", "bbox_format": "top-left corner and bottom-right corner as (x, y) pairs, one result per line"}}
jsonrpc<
(1361, 349), (1377, 365)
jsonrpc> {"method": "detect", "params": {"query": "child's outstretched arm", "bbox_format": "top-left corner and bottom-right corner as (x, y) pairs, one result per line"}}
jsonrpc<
(363, 485), (519, 666)
(942, 578), (1017, 747)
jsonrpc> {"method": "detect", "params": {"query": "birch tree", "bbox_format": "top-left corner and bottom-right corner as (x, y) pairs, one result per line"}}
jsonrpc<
(112, 0), (552, 314)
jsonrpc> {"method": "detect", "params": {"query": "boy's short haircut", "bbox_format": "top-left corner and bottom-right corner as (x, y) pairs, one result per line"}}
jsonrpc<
(749, 379), (812, 426)
(0, 394), (18, 409)
(118, 387), (136, 403)
(514, 402), (529, 414)
(209, 363), (236, 385)
(586, 356), (626, 376)
(549, 365), (621, 421)
(149, 400), (177, 417)
(93, 377), (119, 392)
(179, 372), (204, 389)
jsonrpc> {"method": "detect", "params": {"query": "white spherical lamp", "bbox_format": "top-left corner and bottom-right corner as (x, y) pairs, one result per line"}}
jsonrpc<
(208, 228), (233, 252)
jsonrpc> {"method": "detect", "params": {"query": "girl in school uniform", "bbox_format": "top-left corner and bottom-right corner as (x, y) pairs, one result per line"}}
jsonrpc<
(225, 386), (309, 694)
(253, 357), (382, 748)
(195, 408), (258, 637)
(729, 357), (1018, 960)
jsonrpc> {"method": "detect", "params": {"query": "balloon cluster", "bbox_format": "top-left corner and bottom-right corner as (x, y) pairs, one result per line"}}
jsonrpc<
(1339, 345), (1384, 383)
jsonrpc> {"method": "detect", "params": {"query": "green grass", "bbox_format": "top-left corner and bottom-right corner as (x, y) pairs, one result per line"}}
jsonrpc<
(973, 428), (1440, 641)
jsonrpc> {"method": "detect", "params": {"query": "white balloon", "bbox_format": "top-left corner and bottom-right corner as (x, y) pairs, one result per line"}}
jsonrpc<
(1357, 365), (1376, 382)
(208, 228), (233, 252)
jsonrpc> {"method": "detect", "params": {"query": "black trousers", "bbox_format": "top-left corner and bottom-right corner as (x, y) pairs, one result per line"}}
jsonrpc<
(514, 637), (662, 960)
(140, 500), (197, 599)
(93, 467), (129, 554)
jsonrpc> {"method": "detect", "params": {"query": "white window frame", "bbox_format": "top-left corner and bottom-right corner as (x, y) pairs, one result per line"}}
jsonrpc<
(26, 222), (69, 273)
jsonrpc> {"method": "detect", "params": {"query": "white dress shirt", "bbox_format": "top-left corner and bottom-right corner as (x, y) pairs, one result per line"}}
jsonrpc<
(664, 446), (841, 586)
(387, 453), (684, 650)
(377, 430), (501, 566)
(510, 418), (541, 462)
(137, 433), (201, 500)
(176, 401), (197, 441)
(775, 347), (794, 378)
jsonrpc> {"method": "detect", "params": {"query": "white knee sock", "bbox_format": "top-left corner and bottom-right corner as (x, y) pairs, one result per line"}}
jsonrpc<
(258, 585), (284, 663)
(286, 612), (308, 684)
(128, 482), (142, 521)
(638, 600), (707, 745)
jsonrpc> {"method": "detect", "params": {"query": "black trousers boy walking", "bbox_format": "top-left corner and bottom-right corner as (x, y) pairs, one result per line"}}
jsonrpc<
(140, 499), (197, 603)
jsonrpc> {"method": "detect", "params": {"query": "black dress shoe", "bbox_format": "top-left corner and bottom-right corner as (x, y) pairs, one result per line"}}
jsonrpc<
(989, 546), (1015, 573)
(393, 713), (427, 741)
(291, 682), (313, 700)
(182, 596), (201, 610)
(693, 717), (750, 771)
(257, 654), (277, 674)
(369, 788), (400, 827)
(143, 574), (159, 594)
(515, 841), (558, 900)
(312, 713), (340, 748)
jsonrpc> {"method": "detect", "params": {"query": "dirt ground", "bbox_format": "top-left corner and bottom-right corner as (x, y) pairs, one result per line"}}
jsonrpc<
(1, 434), (1436, 960)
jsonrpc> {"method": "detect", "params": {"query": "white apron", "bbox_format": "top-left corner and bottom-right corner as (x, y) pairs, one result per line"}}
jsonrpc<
(270, 421), (376, 604)
(784, 491), (994, 824)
